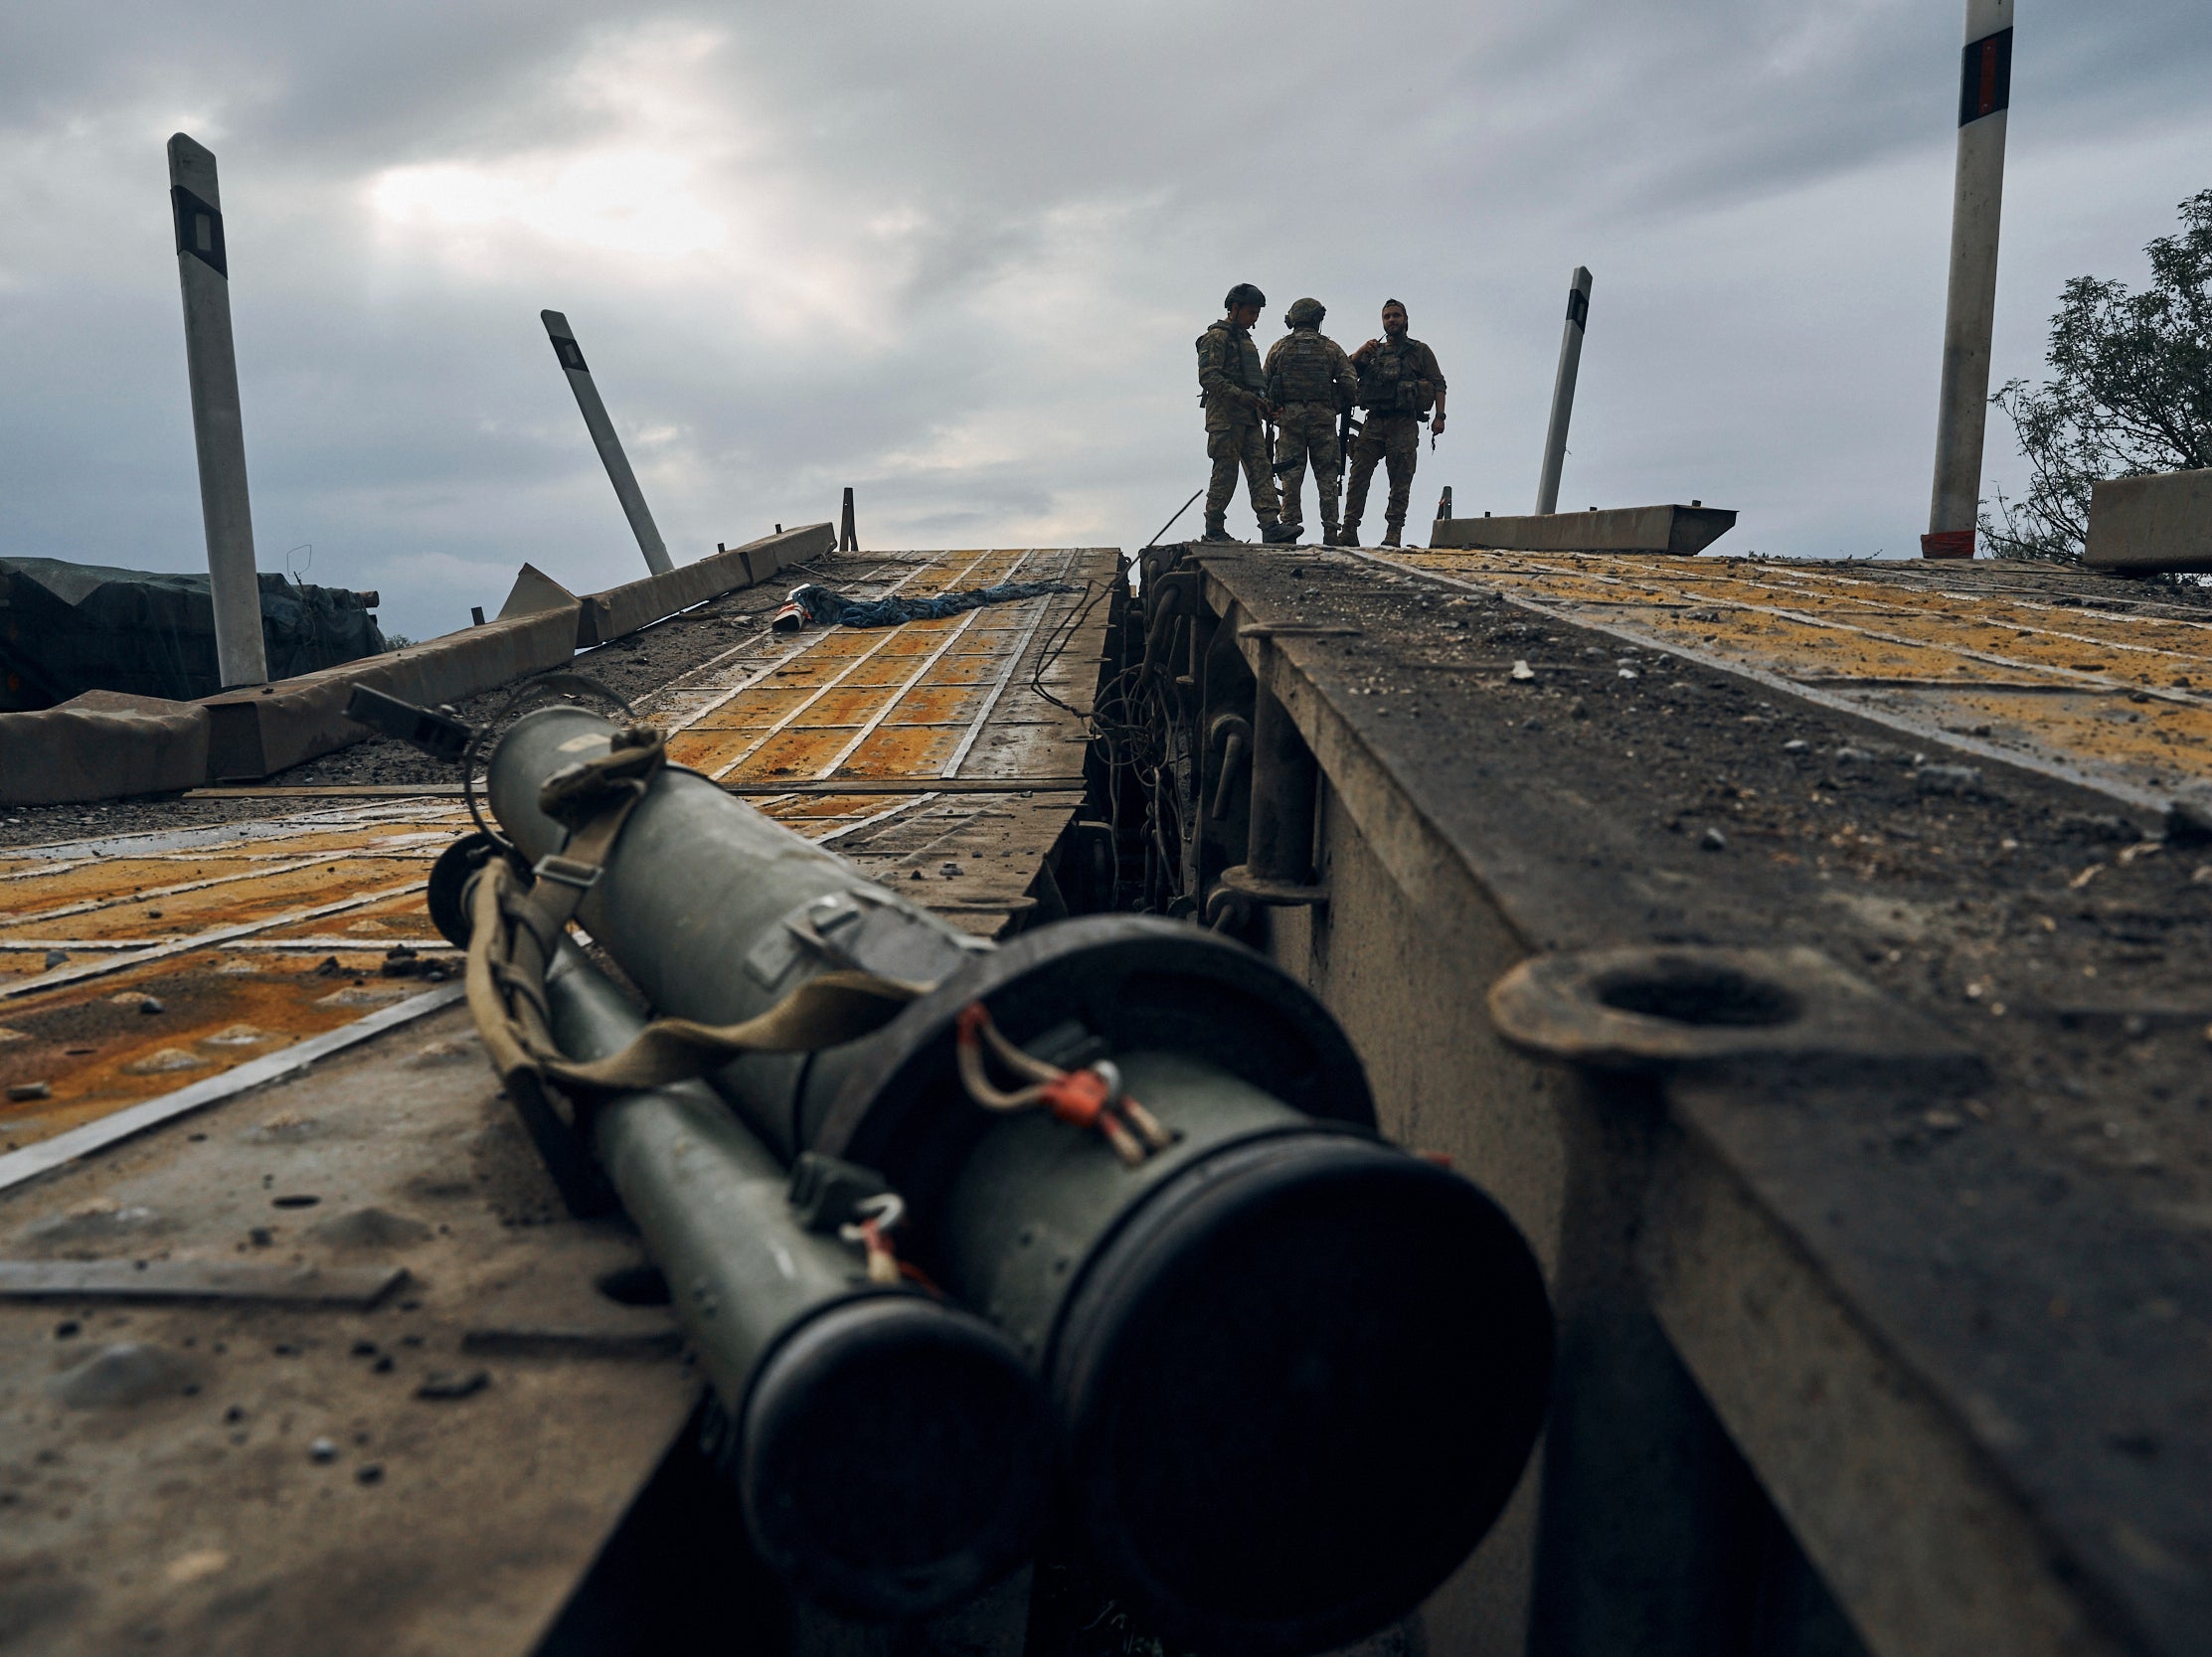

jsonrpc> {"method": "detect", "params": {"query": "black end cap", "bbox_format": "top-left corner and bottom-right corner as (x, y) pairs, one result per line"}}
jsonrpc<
(1054, 1134), (1553, 1655)
(425, 832), (499, 948)
(740, 1296), (1052, 1623)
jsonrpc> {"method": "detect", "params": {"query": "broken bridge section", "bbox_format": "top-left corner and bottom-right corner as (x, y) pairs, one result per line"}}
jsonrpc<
(0, 548), (1113, 1161)
(0, 544), (1117, 1656)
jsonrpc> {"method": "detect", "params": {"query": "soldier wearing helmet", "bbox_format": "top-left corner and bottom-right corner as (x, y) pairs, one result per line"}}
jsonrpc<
(1195, 283), (1297, 544)
(1343, 299), (1448, 548)
(1263, 297), (1359, 546)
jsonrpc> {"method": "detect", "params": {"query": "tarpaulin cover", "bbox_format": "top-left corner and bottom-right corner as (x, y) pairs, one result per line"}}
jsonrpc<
(0, 558), (386, 710)
(777, 579), (1076, 630)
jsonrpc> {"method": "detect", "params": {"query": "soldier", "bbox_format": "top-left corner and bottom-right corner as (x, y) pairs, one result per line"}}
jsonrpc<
(1342, 299), (1448, 549)
(1196, 283), (1298, 544)
(1264, 297), (1359, 546)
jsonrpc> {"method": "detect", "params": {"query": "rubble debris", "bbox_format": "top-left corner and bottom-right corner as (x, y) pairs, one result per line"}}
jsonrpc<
(47, 1342), (198, 1408)
(2163, 788), (2212, 846)
(416, 1369), (490, 1402)
(1916, 764), (1985, 796)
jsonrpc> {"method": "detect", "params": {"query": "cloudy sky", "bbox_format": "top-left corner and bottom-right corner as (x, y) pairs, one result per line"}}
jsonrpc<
(2, 2), (2207, 644)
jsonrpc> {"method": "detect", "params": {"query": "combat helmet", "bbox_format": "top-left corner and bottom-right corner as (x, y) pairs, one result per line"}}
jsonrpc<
(1223, 282), (1267, 310)
(1284, 296), (1325, 328)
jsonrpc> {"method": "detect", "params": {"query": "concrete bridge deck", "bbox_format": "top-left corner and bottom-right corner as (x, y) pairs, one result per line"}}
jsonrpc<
(1135, 542), (2210, 1657)
(0, 548), (1111, 1656)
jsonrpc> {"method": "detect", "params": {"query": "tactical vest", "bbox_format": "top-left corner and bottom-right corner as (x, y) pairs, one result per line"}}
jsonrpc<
(1358, 335), (1433, 417)
(1197, 322), (1267, 403)
(1268, 330), (1340, 408)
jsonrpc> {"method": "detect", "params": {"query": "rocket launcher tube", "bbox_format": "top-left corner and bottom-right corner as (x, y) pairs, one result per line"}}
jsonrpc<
(487, 706), (1554, 1655)
(539, 938), (1049, 1622)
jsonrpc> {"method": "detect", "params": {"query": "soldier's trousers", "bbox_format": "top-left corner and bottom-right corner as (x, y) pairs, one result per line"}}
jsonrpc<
(1206, 422), (1281, 525)
(1271, 405), (1343, 532)
(1345, 414), (1422, 530)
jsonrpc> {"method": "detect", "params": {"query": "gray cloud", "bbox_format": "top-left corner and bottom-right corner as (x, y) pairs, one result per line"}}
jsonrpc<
(2, 2), (2207, 642)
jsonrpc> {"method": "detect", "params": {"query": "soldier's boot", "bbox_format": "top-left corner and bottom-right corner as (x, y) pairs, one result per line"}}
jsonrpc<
(1380, 518), (1405, 549)
(1260, 518), (1301, 546)
(1202, 514), (1235, 543)
(1339, 519), (1361, 547)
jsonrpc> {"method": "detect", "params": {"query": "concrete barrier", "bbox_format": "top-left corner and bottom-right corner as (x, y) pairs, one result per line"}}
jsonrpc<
(0, 691), (212, 806)
(496, 563), (581, 620)
(1429, 504), (1736, 556)
(200, 603), (580, 781)
(4, 523), (838, 797)
(2085, 468), (2212, 573)
(577, 522), (830, 647)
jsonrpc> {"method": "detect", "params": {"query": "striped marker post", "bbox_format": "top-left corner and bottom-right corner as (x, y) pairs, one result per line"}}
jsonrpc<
(540, 311), (673, 578)
(1535, 267), (1594, 516)
(167, 135), (268, 688)
(1925, 0), (2014, 560)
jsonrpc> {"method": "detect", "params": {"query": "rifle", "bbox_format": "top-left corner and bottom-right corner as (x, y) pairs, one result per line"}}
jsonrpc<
(1271, 411), (1298, 479)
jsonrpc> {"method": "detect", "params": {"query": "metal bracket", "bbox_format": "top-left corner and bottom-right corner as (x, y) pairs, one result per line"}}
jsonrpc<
(1488, 945), (1982, 1081)
(786, 1151), (892, 1236)
(1216, 863), (1328, 910)
(343, 683), (476, 760)
(532, 853), (603, 892)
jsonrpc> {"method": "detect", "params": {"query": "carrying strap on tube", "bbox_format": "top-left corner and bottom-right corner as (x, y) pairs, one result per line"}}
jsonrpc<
(462, 725), (922, 1101)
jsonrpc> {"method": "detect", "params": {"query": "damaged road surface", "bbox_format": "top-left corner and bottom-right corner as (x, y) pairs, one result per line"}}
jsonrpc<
(1113, 541), (2212, 1657)
(0, 548), (1110, 1655)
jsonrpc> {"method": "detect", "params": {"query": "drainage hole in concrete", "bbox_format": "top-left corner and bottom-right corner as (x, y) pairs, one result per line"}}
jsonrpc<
(1599, 967), (1798, 1029)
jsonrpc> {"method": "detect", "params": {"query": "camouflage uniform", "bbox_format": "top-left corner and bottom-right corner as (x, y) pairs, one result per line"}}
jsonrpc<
(1264, 305), (1358, 544)
(1196, 317), (1282, 537)
(1344, 334), (1447, 545)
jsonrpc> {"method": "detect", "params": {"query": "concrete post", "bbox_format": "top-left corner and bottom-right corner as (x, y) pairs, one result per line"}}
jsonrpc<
(1925, 0), (2014, 559)
(540, 311), (673, 578)
(1535, 268), (1594, 516)
(167, 135), (267, 689)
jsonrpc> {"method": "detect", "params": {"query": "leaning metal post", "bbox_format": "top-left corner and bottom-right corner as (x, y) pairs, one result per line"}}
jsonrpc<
(167, 134), (268, 689)
(540, 310), (674, 578)
(1535, 266), (1595, 517)
(1925, 0), (2014, 560)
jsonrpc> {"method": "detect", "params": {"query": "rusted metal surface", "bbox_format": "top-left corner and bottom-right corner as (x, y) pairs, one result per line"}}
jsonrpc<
(2, 549), (1110, 1159)
(653, 548), (1099, 783)
(0, 808), (464, 1152)
(1381, 548), (2212, 808)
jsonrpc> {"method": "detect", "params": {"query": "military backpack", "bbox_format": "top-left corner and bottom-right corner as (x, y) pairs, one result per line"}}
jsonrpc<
(1357, 335), (1434, 417)
(1267, 330), (1341, 409)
